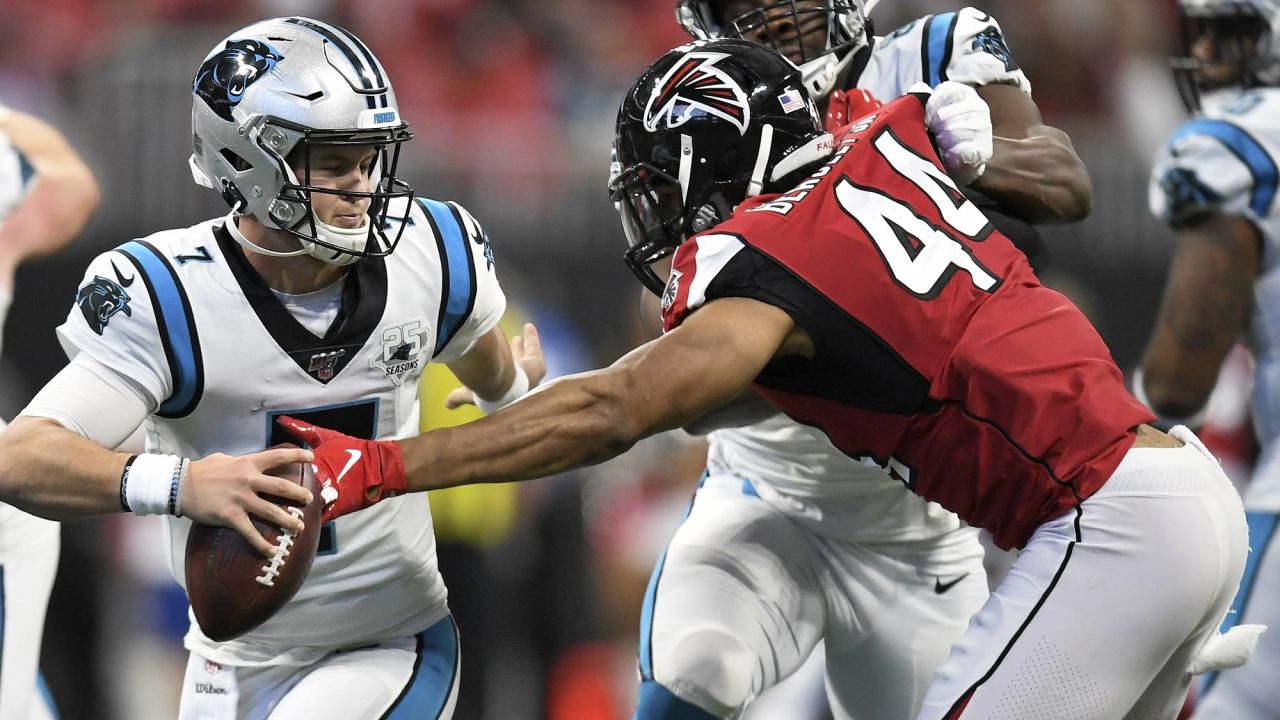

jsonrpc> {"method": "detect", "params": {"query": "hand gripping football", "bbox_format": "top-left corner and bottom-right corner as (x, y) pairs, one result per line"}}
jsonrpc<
(184, 458), (322, 641)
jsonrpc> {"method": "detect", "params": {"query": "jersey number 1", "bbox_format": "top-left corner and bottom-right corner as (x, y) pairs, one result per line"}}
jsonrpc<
(837, 128), (1000, 300)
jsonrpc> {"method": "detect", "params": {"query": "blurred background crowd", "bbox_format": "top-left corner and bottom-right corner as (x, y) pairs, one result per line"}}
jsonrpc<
(0, 1), (1242, 718)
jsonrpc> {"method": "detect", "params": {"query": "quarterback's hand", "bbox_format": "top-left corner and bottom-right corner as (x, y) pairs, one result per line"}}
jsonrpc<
(276, 417), (408, 523)
(446, 323), (546, 410)
(923, 81), (993, 186)
(183, 446), (315, 556)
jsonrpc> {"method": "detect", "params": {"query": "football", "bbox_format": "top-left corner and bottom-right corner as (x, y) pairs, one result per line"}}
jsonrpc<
(184, 458), (323, 642)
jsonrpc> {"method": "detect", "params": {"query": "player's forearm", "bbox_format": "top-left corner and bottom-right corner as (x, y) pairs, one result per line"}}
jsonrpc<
(400, 371), (641, 491)
(973, 130), (1092, 224)
(0, 416), (129, 519)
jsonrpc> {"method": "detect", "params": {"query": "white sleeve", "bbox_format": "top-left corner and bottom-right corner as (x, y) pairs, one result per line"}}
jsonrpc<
(928, 8), (1032, 94)
(1149, 118), (1275, 246)
(418, 199), (507, 363)
(20, 352), (152, 449)
(55, 248), (172, 412)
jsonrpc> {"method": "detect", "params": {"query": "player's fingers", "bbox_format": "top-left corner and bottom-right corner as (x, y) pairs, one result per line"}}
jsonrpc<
(250, 447), (315, 472)
(230, 513), (278, 557)
(244, 493), (305, 536)
(510, 335), (524, 357)
(253, 472), (314, 507)
(445, 387), (477, 409)
(276, 416), (322, 446)
(522, 323), (541, 356)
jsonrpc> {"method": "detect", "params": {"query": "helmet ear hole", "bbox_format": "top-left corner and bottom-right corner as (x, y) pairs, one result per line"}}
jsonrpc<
(219, 148), (253, 172)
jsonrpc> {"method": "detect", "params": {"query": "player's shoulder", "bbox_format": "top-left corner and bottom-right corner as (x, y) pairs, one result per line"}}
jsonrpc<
(1152, 93), (1280, 226)
(388, 195), (492, 270)
(871, 7), (1028, 93)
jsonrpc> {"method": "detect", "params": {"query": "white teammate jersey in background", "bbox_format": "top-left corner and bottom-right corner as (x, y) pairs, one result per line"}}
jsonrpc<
(52, 195), (504, 665)
(708, 7), (1032, 544)
(1150, 88), (1280, 509)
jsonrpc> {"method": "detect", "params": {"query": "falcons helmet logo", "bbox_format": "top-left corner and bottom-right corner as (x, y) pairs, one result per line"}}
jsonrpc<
(644, 51), (751, 135)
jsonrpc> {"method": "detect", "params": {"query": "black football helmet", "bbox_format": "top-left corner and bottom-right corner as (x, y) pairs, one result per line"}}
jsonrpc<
(609, 39), (827, 295)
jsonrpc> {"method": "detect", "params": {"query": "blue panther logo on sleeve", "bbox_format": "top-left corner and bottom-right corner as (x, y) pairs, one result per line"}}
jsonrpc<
(1160, 167), (1223, 220)
(972, 26), (1020, 72)
(193, 39), (284, 121)
(75, 275), (133, 336)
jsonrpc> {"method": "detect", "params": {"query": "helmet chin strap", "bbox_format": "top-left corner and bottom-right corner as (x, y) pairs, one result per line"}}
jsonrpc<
(223, 208), (310, 259)
(224, 205), (370, 267)
(307, 214), (370, 267)
(746, 123), (776, 198)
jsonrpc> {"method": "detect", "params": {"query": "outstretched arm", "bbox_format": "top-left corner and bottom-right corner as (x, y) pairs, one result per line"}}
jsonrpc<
(971, 83), (1092, 224)
(283, 297), (803, 518)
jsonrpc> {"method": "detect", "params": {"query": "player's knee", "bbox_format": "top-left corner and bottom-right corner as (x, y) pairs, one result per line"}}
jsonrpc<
(650, 628), (758, 717)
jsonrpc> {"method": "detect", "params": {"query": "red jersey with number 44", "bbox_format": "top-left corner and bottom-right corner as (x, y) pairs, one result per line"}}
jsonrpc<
(661, 94), (1154, 550)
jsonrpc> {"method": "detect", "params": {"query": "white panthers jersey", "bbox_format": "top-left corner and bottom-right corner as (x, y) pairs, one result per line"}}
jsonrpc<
(1150, 88), (1280, 508)
(55, 196), (505, 665)
(708, 7), (1031, 544)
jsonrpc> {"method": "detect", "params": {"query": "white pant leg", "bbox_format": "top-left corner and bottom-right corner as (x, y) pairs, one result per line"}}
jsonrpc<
(822, 530), (988, 720)
(1191, 508), (1280, 720)
(918, 436), (1248, 720)
(642, 475), (827, 717)
(179, 616), (460, 720)
(0, 505), (60, 720)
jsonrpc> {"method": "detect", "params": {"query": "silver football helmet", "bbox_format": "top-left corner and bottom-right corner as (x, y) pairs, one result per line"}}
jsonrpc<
(1174, 0), (1280, 111)
(676, 0), (872, 99)
(190, 16), (413, 266)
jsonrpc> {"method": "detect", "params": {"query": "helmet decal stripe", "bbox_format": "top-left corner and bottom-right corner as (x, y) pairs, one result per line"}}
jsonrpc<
(283, 17), (379, 109)
(644, 51), (751, 135)
(330, 23), (391, 108)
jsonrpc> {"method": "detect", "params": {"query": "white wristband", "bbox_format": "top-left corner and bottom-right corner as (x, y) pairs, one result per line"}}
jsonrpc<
(122, 453), (187, 516)
(476, 365), (530, 414)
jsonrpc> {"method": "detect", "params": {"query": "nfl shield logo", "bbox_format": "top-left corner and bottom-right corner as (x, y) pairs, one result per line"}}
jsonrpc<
(205, 660), (222, 675)
(308, 349), (346, 381)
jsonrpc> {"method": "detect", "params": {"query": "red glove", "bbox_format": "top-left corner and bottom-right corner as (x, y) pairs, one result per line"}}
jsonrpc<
(276, 416), (409, 522)
(824, 88), (884, 133)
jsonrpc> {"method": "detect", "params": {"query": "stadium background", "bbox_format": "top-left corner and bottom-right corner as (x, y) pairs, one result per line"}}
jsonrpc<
(0, 1), (1218, 718)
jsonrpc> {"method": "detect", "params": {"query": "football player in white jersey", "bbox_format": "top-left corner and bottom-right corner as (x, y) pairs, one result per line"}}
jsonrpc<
(0, 17), (543, 720)
(0, 106), (98, 720)
(568, 3), (1094, 718)
(1142, 1), (1280, 717)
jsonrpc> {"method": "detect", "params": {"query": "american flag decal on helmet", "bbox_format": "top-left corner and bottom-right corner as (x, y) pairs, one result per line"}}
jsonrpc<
(644, 51), (750, 135)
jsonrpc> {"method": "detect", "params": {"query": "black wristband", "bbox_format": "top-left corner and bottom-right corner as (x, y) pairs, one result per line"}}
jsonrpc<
(119, 454), (139, 512)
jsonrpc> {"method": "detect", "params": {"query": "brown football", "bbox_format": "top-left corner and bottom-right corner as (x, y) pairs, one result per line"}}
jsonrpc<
(184, 459), (322, 642)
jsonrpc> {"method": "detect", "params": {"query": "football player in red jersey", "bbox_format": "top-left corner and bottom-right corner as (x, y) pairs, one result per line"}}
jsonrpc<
(284, 41), (1261, 719)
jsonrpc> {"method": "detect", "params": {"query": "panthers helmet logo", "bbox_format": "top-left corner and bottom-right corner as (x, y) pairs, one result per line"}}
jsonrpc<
(193, 39), (284, 121)
(645, 51), (751, 135)
(971, 27), (1019, 72)
(1160, 167), (1222, 221)
(75, 275), (132, 336)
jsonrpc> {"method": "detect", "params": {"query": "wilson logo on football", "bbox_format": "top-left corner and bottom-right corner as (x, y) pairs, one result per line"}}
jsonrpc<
(644, 51), (750, 136)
